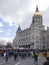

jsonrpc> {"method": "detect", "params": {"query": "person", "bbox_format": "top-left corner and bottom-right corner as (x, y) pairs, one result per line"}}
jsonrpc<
(16, 51), (18, 60)
(14, 51), (18, 61)
(43, 57), (49, 65)
(22, 51), (26, 59)
(30, 51), (34, 58)
(33, 52), (38, 65)
(3, 52), (6, 59)
(5, 51), (9, 62)
(43, 51), (47, 57)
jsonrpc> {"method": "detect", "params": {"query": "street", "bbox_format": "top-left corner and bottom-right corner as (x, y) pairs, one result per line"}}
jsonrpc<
(0, 57), (45, 65)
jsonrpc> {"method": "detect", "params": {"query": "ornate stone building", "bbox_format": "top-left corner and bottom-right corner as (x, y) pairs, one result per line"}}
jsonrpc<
(13, 6), (49, 50)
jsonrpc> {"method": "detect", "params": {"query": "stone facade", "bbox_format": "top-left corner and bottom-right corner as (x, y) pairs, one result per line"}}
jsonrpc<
(13, 6), (49, 50)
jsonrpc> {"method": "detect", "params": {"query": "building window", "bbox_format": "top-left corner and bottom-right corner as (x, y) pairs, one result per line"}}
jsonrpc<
(32, 36), (34, 39)
(36, 41), (39, 43)
(47, 35), (49, 39)
(36, 36), (38, 39)
(42, 36), (45, 40)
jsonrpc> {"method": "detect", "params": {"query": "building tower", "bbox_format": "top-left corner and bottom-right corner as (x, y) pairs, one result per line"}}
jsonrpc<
(31, 6), (42, 27)
(30, 6), (44, 49)
(13, 25), (21, 48)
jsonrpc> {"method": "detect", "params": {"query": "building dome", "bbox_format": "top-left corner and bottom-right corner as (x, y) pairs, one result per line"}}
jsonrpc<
(34, 11), (41, 16)
(34, 6), (41, 16)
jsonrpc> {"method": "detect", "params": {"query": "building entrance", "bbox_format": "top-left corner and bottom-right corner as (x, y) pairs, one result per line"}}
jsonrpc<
(19, 45), (30, 48)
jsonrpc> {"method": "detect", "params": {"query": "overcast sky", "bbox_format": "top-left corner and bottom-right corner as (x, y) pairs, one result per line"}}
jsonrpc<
(0, 0), (49, 42)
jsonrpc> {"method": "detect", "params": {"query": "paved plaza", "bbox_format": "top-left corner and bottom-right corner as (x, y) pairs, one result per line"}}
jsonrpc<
(0, 56), (46, 65)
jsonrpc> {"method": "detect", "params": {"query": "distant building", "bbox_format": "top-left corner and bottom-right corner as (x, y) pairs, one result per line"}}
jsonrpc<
(13, 6), (49, 50)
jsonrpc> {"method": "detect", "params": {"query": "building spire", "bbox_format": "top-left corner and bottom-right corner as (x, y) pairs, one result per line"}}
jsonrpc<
(33, 5), (42, 16)
(17, 25), (21, 32)
(36, 5), (39, 12)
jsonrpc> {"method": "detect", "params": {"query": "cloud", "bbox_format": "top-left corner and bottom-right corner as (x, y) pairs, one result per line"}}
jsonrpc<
(42, 7), (49, 28)
(0, 0), (49, 27)
(7, 29), (12, 32)
(6, 32), (11, 36)
(6, 29), (12, 36)
(0, 29), (3, 32)
(0, 22), (4, 27)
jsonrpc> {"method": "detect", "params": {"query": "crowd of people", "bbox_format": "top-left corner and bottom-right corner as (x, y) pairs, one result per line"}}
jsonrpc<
(0, 49), (49, 65)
